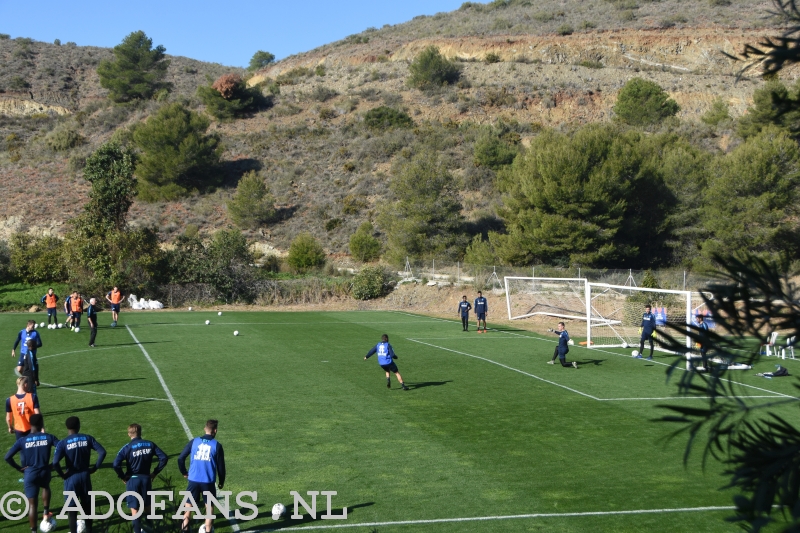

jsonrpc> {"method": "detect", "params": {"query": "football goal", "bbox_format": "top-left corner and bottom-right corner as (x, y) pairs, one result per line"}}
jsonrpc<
(504, 277), (589, 321)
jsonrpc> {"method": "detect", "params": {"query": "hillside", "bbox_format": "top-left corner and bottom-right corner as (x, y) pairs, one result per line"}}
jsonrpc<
(0, 0), (789, 262)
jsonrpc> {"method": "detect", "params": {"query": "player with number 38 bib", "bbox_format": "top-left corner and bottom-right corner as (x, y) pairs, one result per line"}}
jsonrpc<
(178, 419), (226, 533)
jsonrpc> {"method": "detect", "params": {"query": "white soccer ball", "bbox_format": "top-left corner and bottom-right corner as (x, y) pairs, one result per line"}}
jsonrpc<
(39, 322), (45, 328)
(631, 350), (640, 357)
(57, 323), (63, 329)
(218, 311), (222, 316)
(76, 519), (86, 533)
(205, 320), (210, 325)
(567, 339), (574, 346)
(39, 517), (57, 532)
(74, 327), (80, 333)
(188, 306), (193, 311)
(272, 502), (286, 519)
(234, 331), (239, 336)
(198, 525), (212, 533)
(33, 323), (38, 329)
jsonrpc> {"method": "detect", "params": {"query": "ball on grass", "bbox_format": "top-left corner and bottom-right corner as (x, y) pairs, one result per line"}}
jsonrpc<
(205, 320), (210, 325)
(39, 516), (57, 532)
(57, 323), (63, 329)
(188, 306), (193, 311)
(631, 350), (640, 357)
(39, 322), (45, 328)
(272, 502), (286, 519)
(74, 327), (80, 333)
(234, 331), (239, 336)
(218, 311), (222, 316)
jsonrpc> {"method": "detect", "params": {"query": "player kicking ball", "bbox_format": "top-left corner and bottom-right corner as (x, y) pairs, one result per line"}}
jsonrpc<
(364, 334), (409, 390)
(547, 322), (577, 368)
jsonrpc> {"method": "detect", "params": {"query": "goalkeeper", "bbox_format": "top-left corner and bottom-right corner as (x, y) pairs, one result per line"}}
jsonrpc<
(636, 304), (656, 360)
(547, 322), (577, 368)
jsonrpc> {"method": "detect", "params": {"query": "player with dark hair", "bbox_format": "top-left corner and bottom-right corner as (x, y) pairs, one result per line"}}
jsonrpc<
(105, 287), (125, 328)
(474, 291), (488, 333)
(63, 293), (73, 330)
(69, 291), (85, 330)
(113, 424), (168, 533)
(178, 420), (226, 533)
(695, 314), (710, 371)
(41, 288), (59, 326)
(12, 319), (42, 361)
(16, 339), (41, 395)
(6, 376), (40, 439)
(52, 416), (106, 533)
(457, 296), (472, 332)
(87, 298), (98, 348)
(547, 322), (578, 368)
(636, 304), (656, 360)
(365, 334), (409, 390)
(5, 413), (59, 533)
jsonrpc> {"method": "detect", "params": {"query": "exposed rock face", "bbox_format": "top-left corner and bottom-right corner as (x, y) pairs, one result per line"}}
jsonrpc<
(0, 96), (71, 116)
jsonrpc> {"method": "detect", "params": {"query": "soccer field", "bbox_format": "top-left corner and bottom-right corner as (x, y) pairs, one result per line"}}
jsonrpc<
(2, 310), (798, 533)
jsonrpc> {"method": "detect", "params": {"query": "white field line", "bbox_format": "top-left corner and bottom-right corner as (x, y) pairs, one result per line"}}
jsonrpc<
(39, 382), (169, 402)
(252, 505), (735, 532)
(38, 346), (125, 359)
(407, 339), (600, 400)
(127, 320), (442, 327)
(125, 325), (241, 532)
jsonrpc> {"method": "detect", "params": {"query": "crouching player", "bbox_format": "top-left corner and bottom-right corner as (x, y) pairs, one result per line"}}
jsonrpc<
(113, 424), (168, 533)
(364, 334), (409, 390)
(5, 414), (59, 533)
(547, 322), (578, 368)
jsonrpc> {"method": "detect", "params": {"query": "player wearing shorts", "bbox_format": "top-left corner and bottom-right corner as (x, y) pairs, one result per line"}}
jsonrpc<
(457, 296), (472, 332)
(474, 291), (488, 333)
(41, 289), (59, 326)
(637, 305), (656, 360)
(52, 416), (106, 533)
(113, 424), (168, 533)
(105, 287), (125, 327)
(64, 293), (73, 329)
(6, 376), (41, 439)
(5, 413), (59, 533)
(70, 292), (85, 330)
(365, 334), (409, 390)
(547, 322), (578, 368)
(178, 420), (226, 533)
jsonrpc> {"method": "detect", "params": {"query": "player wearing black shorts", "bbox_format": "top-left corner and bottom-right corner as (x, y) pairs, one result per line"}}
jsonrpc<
(113, 424), (168, 533)
(52, 416), (106, 533)
(474, 291), (488, 333)
(178, 420), (226, 533)
(457, 296), (472, 332)
(365, 334), (409, 390)
(5, 414), (59, 533)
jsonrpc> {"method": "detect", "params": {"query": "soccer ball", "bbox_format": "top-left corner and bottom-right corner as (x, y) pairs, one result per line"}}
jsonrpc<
(631, 350), (640, 357)
(188, 306), (193, 311)
(205, 320), (210, 325)
(567, 339), (574, 346)
(272, 502), (286, 519)
(622, 341), (629, 349)
(39, 516), (57, 532)
(198, 525), (213, 533)
(57, 323), (63, 329)
(234, 331), (239, 336)
(39, 322), (45, 328)
(76, 519), (86, 533)
(33, 323), (38, 329)
(74, 327), (80, 333)
(218, 311), (222, 316)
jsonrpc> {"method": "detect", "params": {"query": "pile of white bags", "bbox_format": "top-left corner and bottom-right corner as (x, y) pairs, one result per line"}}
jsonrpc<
(128, 295), (164, 310)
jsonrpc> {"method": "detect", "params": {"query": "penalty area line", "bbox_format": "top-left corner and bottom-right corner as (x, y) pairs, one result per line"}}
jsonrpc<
(39, 383), (169, 402)
(253, 505), (735, 532)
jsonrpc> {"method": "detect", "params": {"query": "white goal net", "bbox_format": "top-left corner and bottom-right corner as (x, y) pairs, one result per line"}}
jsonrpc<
(504, 277), (588, 321)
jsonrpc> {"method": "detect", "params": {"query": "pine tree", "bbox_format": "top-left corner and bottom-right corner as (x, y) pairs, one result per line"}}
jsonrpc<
(97, 31), (170, 103)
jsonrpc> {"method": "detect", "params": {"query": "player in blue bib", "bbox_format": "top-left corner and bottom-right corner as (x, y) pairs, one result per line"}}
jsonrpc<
(52, 416), (106, 533)
(547, 322), (578, 368)
(365, 334), (409, 390)
(457, 296), (472, 331)
(178, 420), (226, 533)
(474, 291), (488, 333)
(113, 424), (168, 533)
(637, 305), (656, 360)
(5, 414), (59, 533)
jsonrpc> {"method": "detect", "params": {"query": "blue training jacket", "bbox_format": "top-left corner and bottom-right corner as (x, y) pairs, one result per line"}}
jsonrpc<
(366, 342), (396, 365)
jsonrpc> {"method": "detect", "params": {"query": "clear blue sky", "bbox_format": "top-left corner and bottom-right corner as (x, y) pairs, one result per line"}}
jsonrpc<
(0, 0), (465, 67)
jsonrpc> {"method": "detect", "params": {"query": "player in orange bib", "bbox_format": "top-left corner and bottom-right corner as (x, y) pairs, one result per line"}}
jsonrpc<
(6, 376), (40, 439)
(70, 291), (84, 329)
(105, 286), (126, 327)
(40, 288), (59, 326)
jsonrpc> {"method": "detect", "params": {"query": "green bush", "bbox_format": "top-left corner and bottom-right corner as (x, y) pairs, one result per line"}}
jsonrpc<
(349, 222), (381, 262)
(557, 24), (574, 35)
(97, 31), (171, 103)
(227, 171), (277, 229)
(484, 52), (502, 64)
(364, 106), (414, 131)
(45, 128), (85, 152)
(407, 46), (461, 90)
(133, 102), (222, 201)
(310, 86), (338, 102)
(737, 80), (800, 138)
(9, 76), (29, 90)
(287, 233), (326, 272)
(702, 98), (731, 126)
(473, 130), (518, 169)
(248, 50), (275, 72)
(9, 234), (68, 284)
(0, 240), (10, 282)
(197, 74), (268, 120)
(351, 266), (389, 300)
(613, 77), (679, 126)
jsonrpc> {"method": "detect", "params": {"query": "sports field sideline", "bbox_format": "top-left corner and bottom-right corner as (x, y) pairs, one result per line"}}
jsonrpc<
(2, 310), (797, 533)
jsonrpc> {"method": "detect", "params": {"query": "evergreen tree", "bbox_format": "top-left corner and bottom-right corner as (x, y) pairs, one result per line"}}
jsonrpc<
(613, 78), (679, 126)
(407, 46), (461, 90)
(97, 31), (170, 103)
(248, 50), (275, 72)
(349, 222), (381, 262)
(82, 142), (137, 231)
(287, 233), (326, 272)
(737, 80), (800, 139)
(227, 171), (277, 229)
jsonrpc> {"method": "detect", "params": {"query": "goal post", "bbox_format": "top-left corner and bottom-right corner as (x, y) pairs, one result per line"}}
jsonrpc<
(504, 277), (589, 321)
(586, 282), (692, 355)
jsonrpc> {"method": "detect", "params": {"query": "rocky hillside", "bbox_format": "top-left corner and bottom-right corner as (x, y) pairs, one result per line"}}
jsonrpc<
(0, 0), (789, 258)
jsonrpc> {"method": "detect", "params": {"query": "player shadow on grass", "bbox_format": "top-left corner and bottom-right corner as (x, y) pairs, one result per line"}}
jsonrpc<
(404, 380), (452, 389)
(52, 377), (147, 387)
(577, 358), (606, 366)
(245, 502), (375, 530)
(43, 400), (156, 416)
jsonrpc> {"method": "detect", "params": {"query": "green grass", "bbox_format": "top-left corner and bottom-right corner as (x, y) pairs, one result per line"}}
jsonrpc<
(0, 282), (70, 312)
(1, 310), (798, 532)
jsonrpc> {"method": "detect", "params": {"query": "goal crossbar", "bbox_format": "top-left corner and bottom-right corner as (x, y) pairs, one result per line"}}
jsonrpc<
(504, 276), (589, 321)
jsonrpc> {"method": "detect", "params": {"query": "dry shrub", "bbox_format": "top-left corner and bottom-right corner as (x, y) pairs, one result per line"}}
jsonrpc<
(212, 73), (243, 99)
